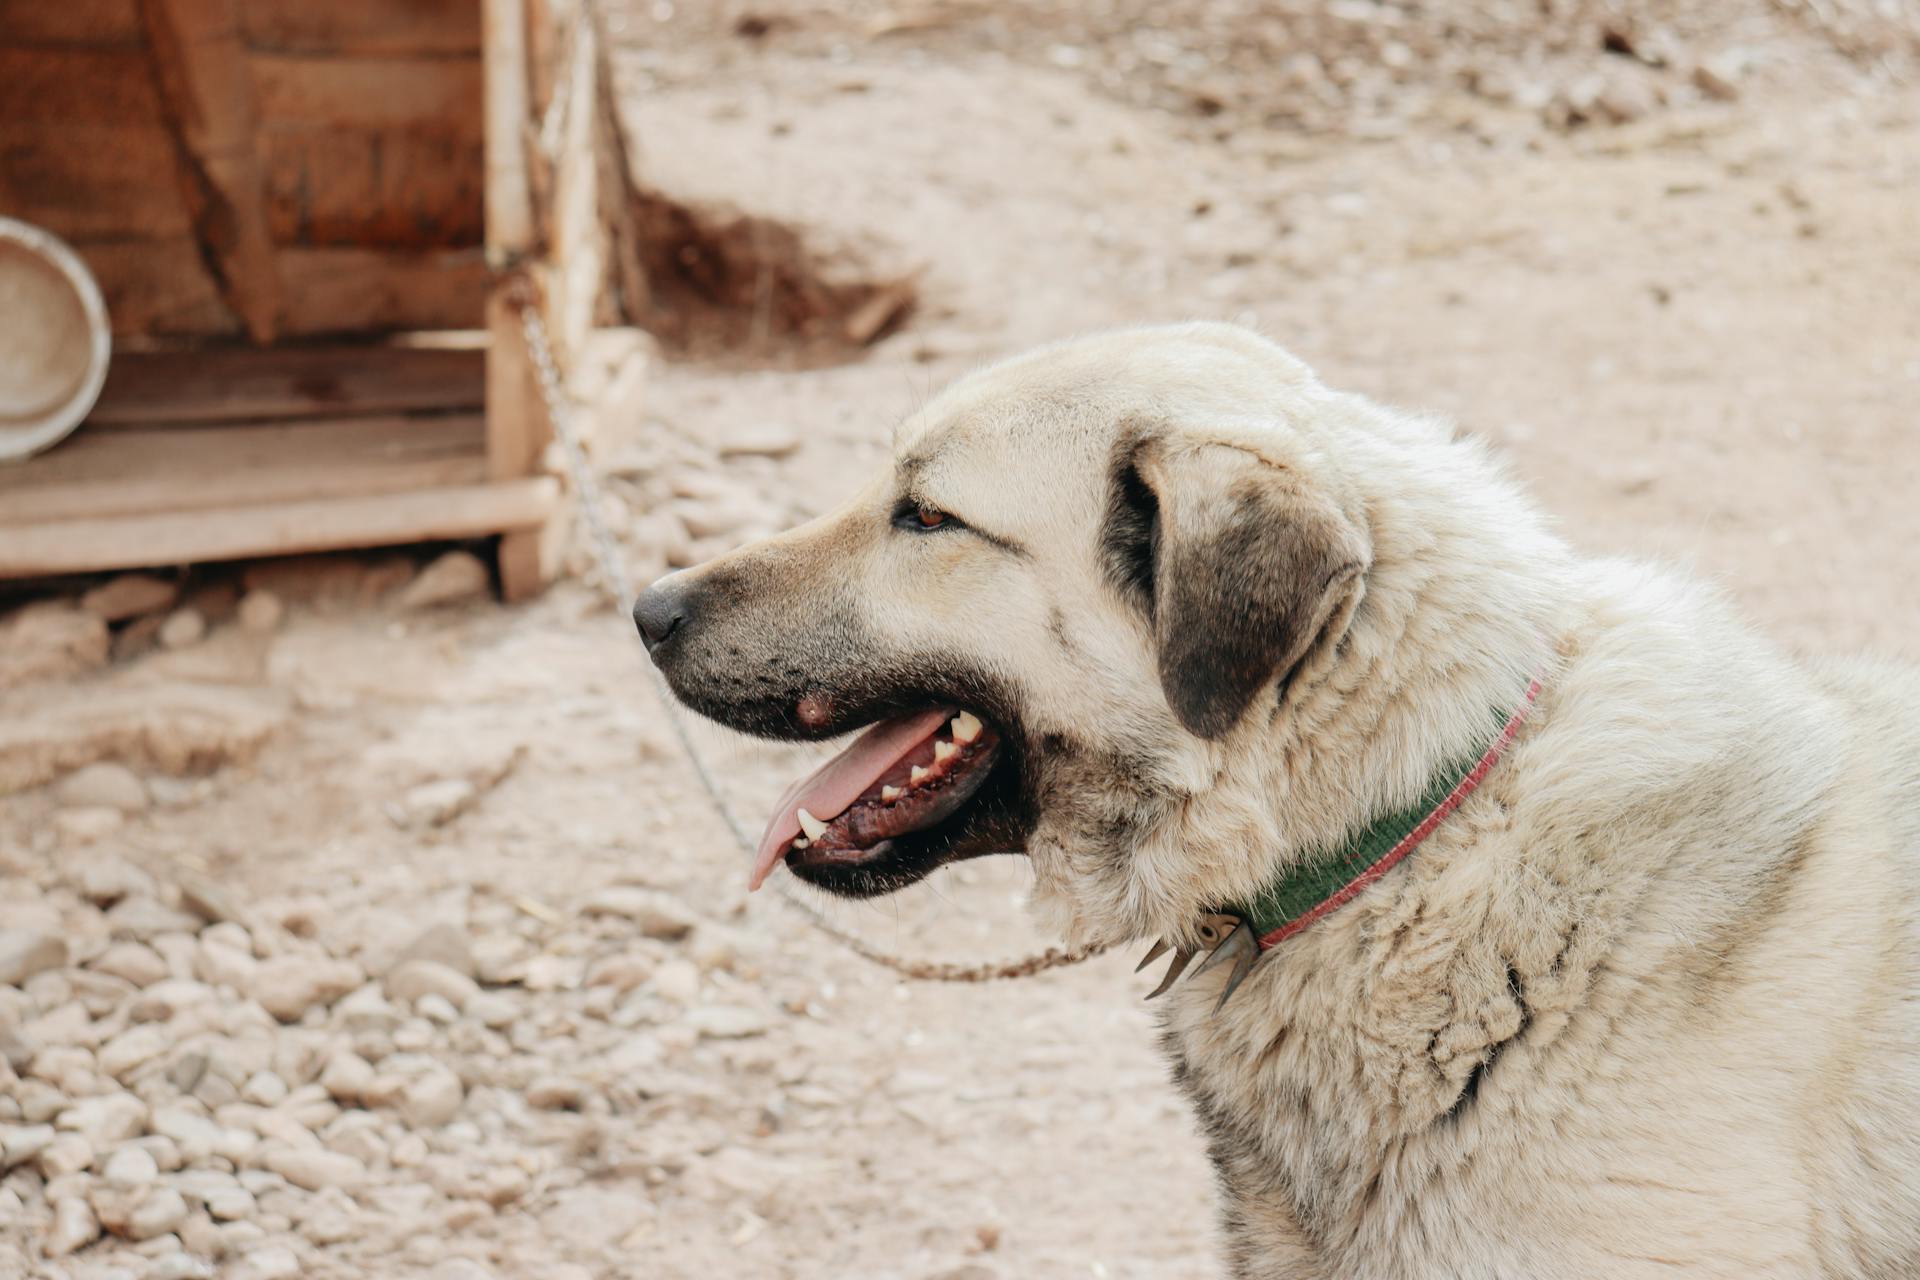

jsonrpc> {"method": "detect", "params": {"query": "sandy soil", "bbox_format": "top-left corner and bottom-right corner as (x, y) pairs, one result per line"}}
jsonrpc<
(2, 2), (1917, 1277)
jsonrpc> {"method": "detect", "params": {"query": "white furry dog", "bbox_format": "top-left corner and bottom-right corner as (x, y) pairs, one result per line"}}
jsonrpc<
(637, 323), (1920, 1278)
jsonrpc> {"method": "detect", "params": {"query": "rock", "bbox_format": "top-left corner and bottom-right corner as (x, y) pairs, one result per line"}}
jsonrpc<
(113, 612), (168, 663)
(175, 872), (244, 925)
(264, 1147), (363, 1192)
(0, 601), (109, 691)
(386, 960), (479, 1011)
(126, 1186), (190, 1239)
(82, 575), (180, 623)
(92, 943), (169, 988)
(584, 953), (655, 992)
(252, 956), (364, 1023)
(59, 1094), (147, 1146)
(38, 1132), (94, 1178)
(391, 778), (479, 830)
(684, 1005), (772, 1039)
(394, 923), (475, 978)
(464, 991), (518, 1030)
(581, 887), (697, 940)
(107, 895), (204, 942)
(398, 552), (490, 610)
(146, 1250), (215, 1280)
(1693, 53), (1742, 101)
(319, 1051), (375, 1104)
(240, 1071), (289, 1106)
(333, 985), (402, 1033)
(0, 680), (288, 795)
(400, 1066), (464, 1128)
(158, 609), (207, 651)
(45, 1194), (100, 1256)
(236, 589), (285, 633)
(99, 1026), (171, 1080)
(71, 851), (159, 904)
(196, 939), (257, 991)
(104, 1145), (160, 1188)
(232, 1244), (301, 1280)
(651, 959), (700, 1004)
(0, 929), (67, 985)
(56, 762), (150, 813)
(525, 1076), (586, 1110)
(717, 422), (802, 459)
(1, 1123), (56, 1167)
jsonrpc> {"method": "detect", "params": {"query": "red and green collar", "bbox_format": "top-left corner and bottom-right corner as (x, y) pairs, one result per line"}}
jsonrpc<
(1222, 674), (1543, 950)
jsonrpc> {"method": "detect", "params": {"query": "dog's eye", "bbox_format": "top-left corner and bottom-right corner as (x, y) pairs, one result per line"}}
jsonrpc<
(893, 502), (958, 532)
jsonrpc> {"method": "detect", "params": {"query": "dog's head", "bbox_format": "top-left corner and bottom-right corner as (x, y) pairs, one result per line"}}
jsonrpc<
(639, 324), (1374, 942)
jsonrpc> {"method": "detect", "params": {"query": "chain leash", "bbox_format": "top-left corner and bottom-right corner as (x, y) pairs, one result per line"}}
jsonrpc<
(511, 287), (1106, 981)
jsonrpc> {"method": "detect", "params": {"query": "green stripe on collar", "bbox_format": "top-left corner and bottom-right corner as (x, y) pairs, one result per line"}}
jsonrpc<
(1224, 675), (1543, 950)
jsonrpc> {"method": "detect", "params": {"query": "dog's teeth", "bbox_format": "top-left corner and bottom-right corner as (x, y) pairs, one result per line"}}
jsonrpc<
(796, 808), (828, 840)
(881, 785), (902, 802)
(792, 837), (810, 849)
(951, 712), (982, 744)
(933, 740), (957, 764)
(910, 765), (929, 784)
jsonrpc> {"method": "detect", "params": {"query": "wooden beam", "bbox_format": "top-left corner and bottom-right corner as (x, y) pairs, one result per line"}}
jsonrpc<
(89, 346), (486, 427)
(249, 53), (483, 129)
(73, 237), (239, 338)
(0, 0), (144, 45)
(239, 0), (479, 56)
(0, 477), (560, 577)
(0, 415), (487, 524)
(139, 0), (287, 342)
(260, 122), (485, 249)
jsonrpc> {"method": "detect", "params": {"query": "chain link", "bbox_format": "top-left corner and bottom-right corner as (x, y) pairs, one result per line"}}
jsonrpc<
(511, 287), (1106, 982)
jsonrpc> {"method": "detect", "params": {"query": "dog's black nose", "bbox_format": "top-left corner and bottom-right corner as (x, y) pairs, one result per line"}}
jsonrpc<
(633, 579), (690, 654)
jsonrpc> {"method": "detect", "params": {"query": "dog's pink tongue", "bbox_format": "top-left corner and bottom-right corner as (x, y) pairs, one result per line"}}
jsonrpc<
(750, 707), (953, 890)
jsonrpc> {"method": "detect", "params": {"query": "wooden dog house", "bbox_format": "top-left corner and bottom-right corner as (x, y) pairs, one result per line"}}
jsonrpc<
(0, 0), (645, 598)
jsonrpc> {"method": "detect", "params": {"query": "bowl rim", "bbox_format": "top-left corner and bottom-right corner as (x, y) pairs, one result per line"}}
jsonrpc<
(0, 215), (112, 463)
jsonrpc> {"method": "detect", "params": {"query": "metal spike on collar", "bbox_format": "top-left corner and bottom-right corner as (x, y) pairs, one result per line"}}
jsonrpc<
(1140, 913), (1261, 1010)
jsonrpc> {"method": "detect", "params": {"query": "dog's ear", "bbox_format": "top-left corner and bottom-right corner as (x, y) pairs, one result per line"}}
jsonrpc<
(1114, 437), (1367, 739)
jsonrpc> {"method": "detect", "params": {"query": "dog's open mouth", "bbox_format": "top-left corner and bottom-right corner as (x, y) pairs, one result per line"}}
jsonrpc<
(751, 707), (1003, 890)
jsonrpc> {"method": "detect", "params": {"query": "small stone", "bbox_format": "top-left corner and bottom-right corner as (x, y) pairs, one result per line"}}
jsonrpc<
(104, 1145), (160, 1188)
(0, 601), (108, 690)
(45, 1194), (100, 1256)
(464, 991), (518, 1029)
(400, 1066), (464, 1128)
(158, 609), (207, 650)
(398, 551), (490, 609)
(252, 956), (364, 1023)
(233, 1245), (301, 1280)
(717, 422), (802, 459)
(525, 1076), (586, 1110)
(145, 1250), (215, 1280)
(264, 1147), (363, 1192)
(92, 942), (170, 988)
(2, 1123), (56, 1167)
(582, 887), (697, 940)
(82, 574), (180, 623)
(394, 923), (475, 977)
(684, 1005), (771, 1039)
(0, 930), (67, 985)
(175, 873), (243, 925)
(386, 960), (479, 1010)
(38, 1132), (94, 1178)
(1693, 53), (1742, 101)
(240, 1071), (289, 1106)
(107, 896), (203, 942)
(56, 763), (150, 814)
(392, 778), (479, 830)
(125, 1186), (190, 1240)
(54, 805), (125, 842)
(236, 590), (285, 633)
(99, 1026), (171, 1080)
(319, 1051), (375, 1104)
(59, 1093), (148, 1145)
(651, 959), (700, 1003)
(196, 940), (257, 991)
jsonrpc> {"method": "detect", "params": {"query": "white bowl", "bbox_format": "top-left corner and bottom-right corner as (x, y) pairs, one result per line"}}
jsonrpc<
(0, 216), (112, 462)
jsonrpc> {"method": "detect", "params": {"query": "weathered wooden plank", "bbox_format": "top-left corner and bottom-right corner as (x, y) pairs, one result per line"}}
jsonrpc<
(139, 0), (288, 342)
(0, 46), (165, 123)
(73, 238), (239, 337)
(275, 247), (490, 335)
(484, 286), (548, 481)
(0, 0), (144, 46)
(250, 53), (482, 129)
(89, 345), (487, 426)
(239, 0), (479, 55)
(260, 124), (485, 248)
(0, 477), (559, 577)
(0, 415), (488, 524)
(0, 122), (195, 239)
(483, 0), (533, 257)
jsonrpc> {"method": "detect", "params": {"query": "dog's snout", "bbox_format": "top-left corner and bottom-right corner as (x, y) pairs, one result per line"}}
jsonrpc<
(633, 579), (691, 655)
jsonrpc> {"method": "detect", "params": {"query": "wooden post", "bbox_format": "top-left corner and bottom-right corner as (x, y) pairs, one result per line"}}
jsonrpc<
(483, 0), (555, 601)
(139, 0), (286, 343)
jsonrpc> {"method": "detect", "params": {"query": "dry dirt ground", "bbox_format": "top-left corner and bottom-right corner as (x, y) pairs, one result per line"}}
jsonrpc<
(3, 2), (1918, 1278)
